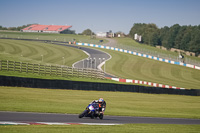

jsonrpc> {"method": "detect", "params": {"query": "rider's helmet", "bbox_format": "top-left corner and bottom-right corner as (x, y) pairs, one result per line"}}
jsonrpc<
(98, 98), (104, 103)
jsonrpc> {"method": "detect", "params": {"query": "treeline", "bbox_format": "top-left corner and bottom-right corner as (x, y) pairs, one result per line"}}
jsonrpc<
(129, 23), (200, 56)
(0, 24), (32, 31)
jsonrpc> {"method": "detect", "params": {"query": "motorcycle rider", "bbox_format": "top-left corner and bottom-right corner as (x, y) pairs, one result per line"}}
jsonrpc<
(91, 98), (106, 113)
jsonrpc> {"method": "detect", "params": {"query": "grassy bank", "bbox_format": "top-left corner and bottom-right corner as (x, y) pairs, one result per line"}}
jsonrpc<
(0, 31), (107, 44)
(0, 39), (88, 66)
(0, 38), (200, 89)
(0, 124), (200, 133)
(93, 48), (200, 89)
(114, 37), (200, 64)
(0, 71), (119, 84)
(0, 87), (199, 119)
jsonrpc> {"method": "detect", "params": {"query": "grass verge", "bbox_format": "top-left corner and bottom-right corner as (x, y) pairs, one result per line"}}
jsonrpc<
(0, 39), (88, 66)
(114, 37), (200, 63)
(0, 31), (107, 44)
(0, 71), (119, 84)
(88, 47), (200, 89)
(0, 86), (199, 119)
(0, 124), (200, 133)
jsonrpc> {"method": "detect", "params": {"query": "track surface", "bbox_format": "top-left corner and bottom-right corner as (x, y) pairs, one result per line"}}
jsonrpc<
(0, 112), (200, 125)
(52, 42), (115, 78)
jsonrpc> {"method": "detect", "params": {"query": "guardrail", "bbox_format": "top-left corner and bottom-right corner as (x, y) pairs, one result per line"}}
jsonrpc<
(0, 60), (105, 79)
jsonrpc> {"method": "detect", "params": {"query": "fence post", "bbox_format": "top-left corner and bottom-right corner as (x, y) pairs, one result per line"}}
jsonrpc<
(7, 60), (9, 71)
(38, 64), (40, 74)
(61, 66), (63, 76)
(66, 66), (69, 77)
(86, 68), (89, 78)
(82, 68), (84, 78)
(20, 62), (22, 72)
(72, 67), (74, 77)
(14, 61), (16, 72)
(50, 65), (52, 76)
(95, 69), (98, 79)
(0, 60), (2, 71)
(32, 64), (34, 73)
(55, 66), (58, 76)
(103, 71), (105, 79)
(26, 63), (28, 73)
(44, 65), (46, 75)
(77, 68), (79, 78)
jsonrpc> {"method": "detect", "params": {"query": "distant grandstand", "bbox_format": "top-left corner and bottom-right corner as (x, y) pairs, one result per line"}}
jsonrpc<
(21, 24), (72, 34)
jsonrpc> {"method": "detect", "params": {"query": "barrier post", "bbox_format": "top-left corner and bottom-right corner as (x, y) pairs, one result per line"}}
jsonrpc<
(7, 60), (9, 71)
(20, 62), (22, 72)
(26, 63), (28, 73)
(0, 60), (2, 71)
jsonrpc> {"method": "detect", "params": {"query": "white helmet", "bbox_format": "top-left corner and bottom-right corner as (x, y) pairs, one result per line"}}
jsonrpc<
(98, 98), (104, 103)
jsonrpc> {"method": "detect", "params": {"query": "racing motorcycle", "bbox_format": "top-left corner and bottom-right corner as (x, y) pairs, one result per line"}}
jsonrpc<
(78, 102), (104, 119)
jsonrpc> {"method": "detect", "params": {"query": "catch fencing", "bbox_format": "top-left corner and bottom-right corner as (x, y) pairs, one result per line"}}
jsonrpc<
(0, 60), (105, 79)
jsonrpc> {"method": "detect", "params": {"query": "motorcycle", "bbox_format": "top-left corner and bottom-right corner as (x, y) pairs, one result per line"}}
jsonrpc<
(78, 102), (104, 119)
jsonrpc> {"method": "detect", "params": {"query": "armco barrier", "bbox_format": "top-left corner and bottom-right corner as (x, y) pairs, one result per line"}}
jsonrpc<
(0, 76), (199, 96)
(76, 43), (200, 71)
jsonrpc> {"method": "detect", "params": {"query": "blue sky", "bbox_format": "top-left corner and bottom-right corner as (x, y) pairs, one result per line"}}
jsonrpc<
(0, 0), (199, 34)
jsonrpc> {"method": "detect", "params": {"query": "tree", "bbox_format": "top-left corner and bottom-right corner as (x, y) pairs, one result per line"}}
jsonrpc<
(129, 23), (200, 56)
(180, 26), (193, 51)
(174, 26), (187, 49)
(82, 29), (94, 36)
(167, 24), (180, 49)
(129, 23), (159, 46)
(188, 26), (200, 55)
(158, 26), (169, 47)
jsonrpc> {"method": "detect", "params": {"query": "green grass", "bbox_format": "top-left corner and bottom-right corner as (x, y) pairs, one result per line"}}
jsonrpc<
(0, 87), (200, 119)
(0, 71), (122, 84)
(94, 48), (200, 89)
(0, 31), (107, 44)
(0, 39), (88, 66)
(0, 38), (200, 89)
(0, 124), (200, 133)
(114, 37), (200, 63)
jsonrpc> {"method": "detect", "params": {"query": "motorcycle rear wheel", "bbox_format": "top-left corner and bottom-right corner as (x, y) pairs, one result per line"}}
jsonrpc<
(78, 110), (88, 118)
(90, 111), (94, 119)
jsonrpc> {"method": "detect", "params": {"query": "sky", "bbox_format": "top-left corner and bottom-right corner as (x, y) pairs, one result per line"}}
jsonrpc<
(0, 0), (200, 34)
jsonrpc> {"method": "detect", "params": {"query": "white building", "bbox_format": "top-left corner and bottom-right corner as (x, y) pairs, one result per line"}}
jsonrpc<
(134, 33), (142, 42)
(96, 32), (107, 37)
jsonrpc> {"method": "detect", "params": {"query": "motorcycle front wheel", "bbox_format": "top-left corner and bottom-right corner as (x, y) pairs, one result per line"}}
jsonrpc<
(99, 114), (103, 120)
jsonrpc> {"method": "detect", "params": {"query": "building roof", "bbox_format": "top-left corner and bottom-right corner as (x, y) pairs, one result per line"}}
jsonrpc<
(22, 24), (72, 32)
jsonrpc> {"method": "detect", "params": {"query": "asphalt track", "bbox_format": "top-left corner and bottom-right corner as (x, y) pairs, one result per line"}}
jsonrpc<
(0, 111), (200, 125)
(52, 42), (115, 78)
(51, 42), (110, 69)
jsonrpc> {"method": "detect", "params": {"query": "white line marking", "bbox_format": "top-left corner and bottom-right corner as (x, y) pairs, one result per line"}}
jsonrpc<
(0, 121), (122, 125)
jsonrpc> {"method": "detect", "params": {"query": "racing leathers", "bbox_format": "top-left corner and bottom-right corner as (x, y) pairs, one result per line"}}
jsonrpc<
(91, 100), (106, 113)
